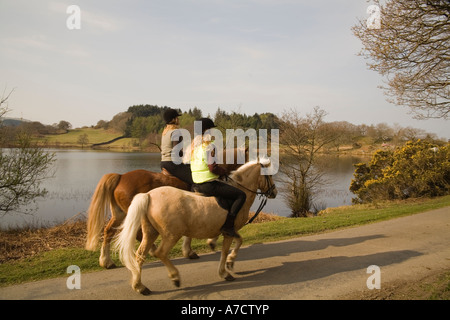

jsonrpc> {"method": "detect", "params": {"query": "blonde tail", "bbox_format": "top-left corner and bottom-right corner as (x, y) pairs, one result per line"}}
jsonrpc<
(85, 173), (121, 251)
(115, 193), (150, 274)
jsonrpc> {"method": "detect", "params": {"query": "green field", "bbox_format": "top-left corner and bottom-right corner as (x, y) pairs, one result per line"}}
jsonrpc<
(1, 195), (449, 287)
(39, 128), (122, 147)
(38, 128), (159, 151)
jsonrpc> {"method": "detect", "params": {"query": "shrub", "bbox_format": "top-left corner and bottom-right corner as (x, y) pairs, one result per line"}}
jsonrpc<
(350, 140), (450, 203)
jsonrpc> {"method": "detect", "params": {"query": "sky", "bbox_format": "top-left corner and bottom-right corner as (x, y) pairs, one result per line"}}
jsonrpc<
(1, 0), (449, 139)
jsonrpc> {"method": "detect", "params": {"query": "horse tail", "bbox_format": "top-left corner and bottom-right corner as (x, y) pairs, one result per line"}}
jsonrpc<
(115, 193), (150, 274)
(85, 173), (121, 251)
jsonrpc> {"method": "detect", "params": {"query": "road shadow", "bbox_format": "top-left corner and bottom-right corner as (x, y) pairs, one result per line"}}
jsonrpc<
(168, 249), (422, 299)
(135, 233), (422, 298)
(141, 234), (385, 270)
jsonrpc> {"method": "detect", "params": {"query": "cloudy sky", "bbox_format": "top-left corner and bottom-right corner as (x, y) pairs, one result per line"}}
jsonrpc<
(1, 0), (448, 138)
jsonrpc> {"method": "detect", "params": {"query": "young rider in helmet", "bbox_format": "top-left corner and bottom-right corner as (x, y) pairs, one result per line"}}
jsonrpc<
(190, 118), (246, 238)
(160, 108), (193, 186)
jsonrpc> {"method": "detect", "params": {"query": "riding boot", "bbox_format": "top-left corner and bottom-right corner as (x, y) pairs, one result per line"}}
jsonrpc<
(220, 213), (239, 238)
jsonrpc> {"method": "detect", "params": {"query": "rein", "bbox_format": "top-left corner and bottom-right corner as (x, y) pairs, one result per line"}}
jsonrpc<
(227, 165), (276, 225)
(246, 193), (268, 225)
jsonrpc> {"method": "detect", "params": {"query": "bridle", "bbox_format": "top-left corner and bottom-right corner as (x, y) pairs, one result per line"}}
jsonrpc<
(227, 164), (276, 225)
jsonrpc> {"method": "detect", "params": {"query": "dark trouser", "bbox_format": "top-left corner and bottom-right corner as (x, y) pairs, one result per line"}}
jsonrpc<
(160, 161), (194, 185)
(194, 180), (246, 218)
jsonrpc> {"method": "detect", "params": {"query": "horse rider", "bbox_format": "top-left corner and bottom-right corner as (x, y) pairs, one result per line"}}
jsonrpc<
(190, 118), (246, 238)
(160, 108), (194, 186)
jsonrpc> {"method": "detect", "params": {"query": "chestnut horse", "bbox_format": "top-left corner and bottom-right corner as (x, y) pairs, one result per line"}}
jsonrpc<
(114, 159), (277, 295)
(85, 148), (248, 269)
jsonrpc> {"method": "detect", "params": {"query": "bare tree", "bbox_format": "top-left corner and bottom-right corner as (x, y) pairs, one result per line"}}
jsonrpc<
(0, 89), (56, 216)
(352, 0), (449, 119)
(77, 133), (89, 148)
(278, 107), (336, 217)
(0, 87), (14, 119)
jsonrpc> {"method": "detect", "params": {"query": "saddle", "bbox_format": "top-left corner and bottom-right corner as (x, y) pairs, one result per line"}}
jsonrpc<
(191, 183), (234, 212)
(162, 168), (232, 211)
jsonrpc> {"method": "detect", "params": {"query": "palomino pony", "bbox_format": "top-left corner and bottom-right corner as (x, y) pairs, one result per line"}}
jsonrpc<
(85, 148), (248, 269)
(114, 159), (277, 295)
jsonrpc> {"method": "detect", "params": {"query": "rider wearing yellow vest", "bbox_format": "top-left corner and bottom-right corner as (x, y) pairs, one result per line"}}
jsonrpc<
(191, 141), (220, 183)
(191, 118), (246, 238)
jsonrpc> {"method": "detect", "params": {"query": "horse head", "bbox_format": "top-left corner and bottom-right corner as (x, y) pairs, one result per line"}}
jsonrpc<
(259, 157), (277, 199)
(230, 158), (277, 199)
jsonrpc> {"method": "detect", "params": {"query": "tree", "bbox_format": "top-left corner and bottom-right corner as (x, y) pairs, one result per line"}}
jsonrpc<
(352, 0), (450, 119)
(77, 133), (89, 148)
(188, 107), (203, 119)
(130, 115), (164, 140)
(0, 134), (56, 215)
(324, 121), (358, 151)
(108, 112), (131, 134)
(95, 120), (108, 129)
(277, 107), (336, 217)
(0, 90), (56, 215)
(57, 120), (72, 132)
(0, 87), (14, 120)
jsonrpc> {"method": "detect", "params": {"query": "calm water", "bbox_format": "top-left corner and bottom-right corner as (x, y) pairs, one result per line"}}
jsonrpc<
(0, 149), (368, 229)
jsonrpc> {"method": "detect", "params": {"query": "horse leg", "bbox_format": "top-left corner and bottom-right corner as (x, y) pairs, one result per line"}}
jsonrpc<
(226, 234), (242, 271)
(154, 234), (182, 287)
(182, 237), (199, 259)
(132, 220), (159, 295)
(218, 236), (235, 281)
(99, 203), (125, 269)
(207, 237), (218, 251)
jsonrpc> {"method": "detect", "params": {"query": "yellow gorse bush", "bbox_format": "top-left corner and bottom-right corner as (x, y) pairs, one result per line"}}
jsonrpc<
(350, 140), (450, 203)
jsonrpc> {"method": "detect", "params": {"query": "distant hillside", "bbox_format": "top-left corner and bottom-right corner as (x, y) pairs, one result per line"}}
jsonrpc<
(0, 117), (31, 127)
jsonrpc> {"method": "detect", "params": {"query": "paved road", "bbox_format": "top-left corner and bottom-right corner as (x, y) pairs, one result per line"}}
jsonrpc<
(1, 207), (449, 300)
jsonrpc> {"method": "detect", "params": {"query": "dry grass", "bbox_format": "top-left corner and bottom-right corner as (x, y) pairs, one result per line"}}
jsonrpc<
(0, 217), (87, 264)
(248, 211), (284, 223)
(0, 211), (280, 264)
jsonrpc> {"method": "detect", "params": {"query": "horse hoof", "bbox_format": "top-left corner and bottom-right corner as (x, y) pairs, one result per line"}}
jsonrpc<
(226, 262), (234, 271)
(225, 274), (235, 281)
(140, 287), (152, 296)
(173, 279), (181, 287)
(188, 252), (200, 259)
(105, 263), (116, 269)
(208, 242), (216, 251)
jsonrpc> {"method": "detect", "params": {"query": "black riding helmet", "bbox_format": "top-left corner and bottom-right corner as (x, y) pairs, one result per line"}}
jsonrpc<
(163, 108), (181, 124)
(199, 118), (216, 133)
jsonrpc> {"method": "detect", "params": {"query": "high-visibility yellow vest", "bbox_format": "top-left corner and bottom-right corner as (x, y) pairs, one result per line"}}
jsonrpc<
(191, 142), (219, 184)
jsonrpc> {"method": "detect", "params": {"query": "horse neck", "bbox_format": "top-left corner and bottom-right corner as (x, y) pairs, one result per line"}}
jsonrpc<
(231, 163), (260, 193)
(231, 164), (261, 226)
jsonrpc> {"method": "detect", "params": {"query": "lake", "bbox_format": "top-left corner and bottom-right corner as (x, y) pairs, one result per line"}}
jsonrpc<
(0, 149), (369, 229)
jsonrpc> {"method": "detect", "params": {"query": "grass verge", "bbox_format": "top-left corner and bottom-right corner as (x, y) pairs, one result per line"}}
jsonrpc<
(1, 195), (449, 289)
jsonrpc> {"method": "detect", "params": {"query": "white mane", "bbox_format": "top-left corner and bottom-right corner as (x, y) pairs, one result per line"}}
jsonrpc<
(230, 158), (270, 180)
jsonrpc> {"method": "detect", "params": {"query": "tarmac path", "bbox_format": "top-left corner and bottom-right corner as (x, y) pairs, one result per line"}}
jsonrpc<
(1, 206), (449, 300)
